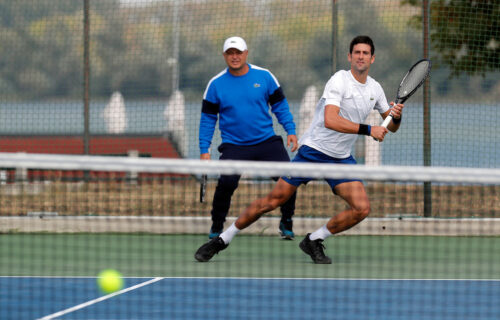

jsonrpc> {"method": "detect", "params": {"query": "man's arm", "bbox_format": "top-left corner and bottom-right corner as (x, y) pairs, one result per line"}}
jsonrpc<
(198, 100), (219, 160)
(269, 87), (298, 151)
(199, 110), (218, 157)
(200, 79), (220, 157)
(324, 105), (389, 141)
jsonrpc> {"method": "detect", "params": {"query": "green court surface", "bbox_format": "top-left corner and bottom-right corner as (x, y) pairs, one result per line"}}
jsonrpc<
(1, 234), (499, 280)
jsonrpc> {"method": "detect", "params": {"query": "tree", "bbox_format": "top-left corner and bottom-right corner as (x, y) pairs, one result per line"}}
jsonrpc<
(403, 0), (499, 77)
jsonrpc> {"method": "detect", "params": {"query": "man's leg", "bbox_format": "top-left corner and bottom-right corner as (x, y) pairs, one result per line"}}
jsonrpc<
(209, 174), (240, 238)
(234, 179), (297, 230)
(257, 136), (297, 238)
(279, 191), (296, 239)
(195, 179), (297, 262)
(209, 143), (249, 238)
(300, 181), (370, 264)
(325, 181), (370, 234)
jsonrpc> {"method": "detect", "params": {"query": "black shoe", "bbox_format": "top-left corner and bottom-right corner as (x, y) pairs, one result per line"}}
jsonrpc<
(195, 236), (228, 262)
(299, 234), (332, 264)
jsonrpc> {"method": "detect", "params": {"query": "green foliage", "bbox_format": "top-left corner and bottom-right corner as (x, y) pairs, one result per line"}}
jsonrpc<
(403, 0), (500, 77)
(0, 0), (497, 100)
(0, 0), (332, 100)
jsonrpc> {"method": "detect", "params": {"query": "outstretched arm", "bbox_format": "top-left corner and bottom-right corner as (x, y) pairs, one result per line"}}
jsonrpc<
(324, 105), (389, 141)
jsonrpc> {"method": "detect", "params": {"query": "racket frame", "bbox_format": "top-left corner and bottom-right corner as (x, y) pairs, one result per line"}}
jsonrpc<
(381, 59), (431, 128)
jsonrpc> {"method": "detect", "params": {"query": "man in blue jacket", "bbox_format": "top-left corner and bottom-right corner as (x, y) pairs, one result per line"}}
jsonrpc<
(199, 36), (298, 240)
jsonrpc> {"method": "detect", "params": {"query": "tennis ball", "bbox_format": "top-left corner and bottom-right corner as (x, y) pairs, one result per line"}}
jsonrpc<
(97, 269), (124, 294)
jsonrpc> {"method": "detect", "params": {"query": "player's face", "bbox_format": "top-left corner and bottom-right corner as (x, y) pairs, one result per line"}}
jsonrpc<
(223, 48), (248, 71)
(348, 43), (375, 73)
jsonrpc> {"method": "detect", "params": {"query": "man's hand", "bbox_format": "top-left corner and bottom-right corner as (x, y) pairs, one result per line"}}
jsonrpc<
(200, 153), (210, 160)
(287, 134), (298, 152)
(370, 126), (389, 142)
(390, 102), (404, 120)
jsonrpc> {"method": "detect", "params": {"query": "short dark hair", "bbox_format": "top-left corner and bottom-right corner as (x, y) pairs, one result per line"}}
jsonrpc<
(350, 35), (375, 55)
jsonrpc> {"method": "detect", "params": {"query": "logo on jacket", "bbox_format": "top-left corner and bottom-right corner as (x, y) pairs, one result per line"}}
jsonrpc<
(253, 83), (261, 88)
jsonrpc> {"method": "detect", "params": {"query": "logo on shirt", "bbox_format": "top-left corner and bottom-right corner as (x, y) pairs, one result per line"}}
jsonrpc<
(370, 97), (374, 100)
(253, 83), (261, 88)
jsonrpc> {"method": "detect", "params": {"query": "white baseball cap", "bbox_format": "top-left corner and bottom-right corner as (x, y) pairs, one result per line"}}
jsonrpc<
(223, 36), (247, 53)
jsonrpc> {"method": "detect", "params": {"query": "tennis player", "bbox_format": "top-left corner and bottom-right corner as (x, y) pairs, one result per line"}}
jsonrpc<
(199, 36), (298, 240)
(195, 35), (404, 264)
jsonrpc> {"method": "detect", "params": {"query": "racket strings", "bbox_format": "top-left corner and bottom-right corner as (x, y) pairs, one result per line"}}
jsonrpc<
(398, 61), (431, 97)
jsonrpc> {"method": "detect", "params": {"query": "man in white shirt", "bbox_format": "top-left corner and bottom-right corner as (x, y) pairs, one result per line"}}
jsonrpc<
(195, 35), (404, 264)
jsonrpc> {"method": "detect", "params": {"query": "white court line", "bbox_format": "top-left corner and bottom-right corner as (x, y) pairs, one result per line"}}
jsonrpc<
(2, 275), (499, 281)
(37, 277), (164, 320)
(0, 276), (155, 279)
(158, 277), (500, 281)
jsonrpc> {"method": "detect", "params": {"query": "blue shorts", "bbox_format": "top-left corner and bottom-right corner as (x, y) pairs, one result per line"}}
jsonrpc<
(282, 145), (362, 192)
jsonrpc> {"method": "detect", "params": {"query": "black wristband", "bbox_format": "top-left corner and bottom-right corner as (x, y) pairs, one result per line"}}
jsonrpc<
(358, 124), (371, 136)
(392, 115), (402, 124)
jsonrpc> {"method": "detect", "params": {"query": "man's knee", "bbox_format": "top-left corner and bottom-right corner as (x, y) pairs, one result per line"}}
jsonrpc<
(352, 202), (370, 221)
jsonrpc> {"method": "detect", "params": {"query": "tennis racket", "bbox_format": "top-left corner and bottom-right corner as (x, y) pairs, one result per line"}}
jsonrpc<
(381, 58), (432, 128)
(199, 174), (207, 203)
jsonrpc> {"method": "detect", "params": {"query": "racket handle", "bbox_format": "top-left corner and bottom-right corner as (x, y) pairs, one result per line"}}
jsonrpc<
(372, 113), (393, 142)
(381, 114), (393, 128)
(381, 98), (401, 129)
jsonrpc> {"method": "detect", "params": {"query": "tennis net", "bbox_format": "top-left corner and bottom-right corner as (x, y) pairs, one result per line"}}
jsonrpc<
(1, 152), (499, 320)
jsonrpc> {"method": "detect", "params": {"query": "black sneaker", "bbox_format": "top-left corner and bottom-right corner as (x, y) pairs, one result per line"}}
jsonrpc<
(299, 233), (332, 264)
(194, 236), (228, 262)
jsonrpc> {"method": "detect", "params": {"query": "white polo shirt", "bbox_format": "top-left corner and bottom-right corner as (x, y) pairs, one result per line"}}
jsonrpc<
(299, 70), (390, 158)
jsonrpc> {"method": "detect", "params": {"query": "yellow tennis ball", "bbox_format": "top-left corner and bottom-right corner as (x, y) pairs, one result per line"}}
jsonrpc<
(97, 269), (124, 294)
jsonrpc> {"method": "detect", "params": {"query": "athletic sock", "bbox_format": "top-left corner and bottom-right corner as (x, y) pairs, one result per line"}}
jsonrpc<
(309, 224), (332, 241)
(220, 222), (240, 244)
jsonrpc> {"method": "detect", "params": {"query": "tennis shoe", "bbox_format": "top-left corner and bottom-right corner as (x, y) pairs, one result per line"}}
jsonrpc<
(279, 222), (294, 240)
(299, 233), (332, 264)
(195, 236), (228, 262)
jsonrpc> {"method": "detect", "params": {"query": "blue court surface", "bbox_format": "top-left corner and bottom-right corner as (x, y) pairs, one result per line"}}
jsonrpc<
(2, 276), (500, 319)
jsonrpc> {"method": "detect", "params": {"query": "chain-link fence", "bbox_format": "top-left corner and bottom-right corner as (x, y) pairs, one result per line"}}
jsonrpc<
(0, 0), (498, 166)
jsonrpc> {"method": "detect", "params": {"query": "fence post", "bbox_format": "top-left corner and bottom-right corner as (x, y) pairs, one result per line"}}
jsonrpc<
(83, 0), (90, 156)
(331, 0), (338, 74)
(423, 0), (432, 217)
